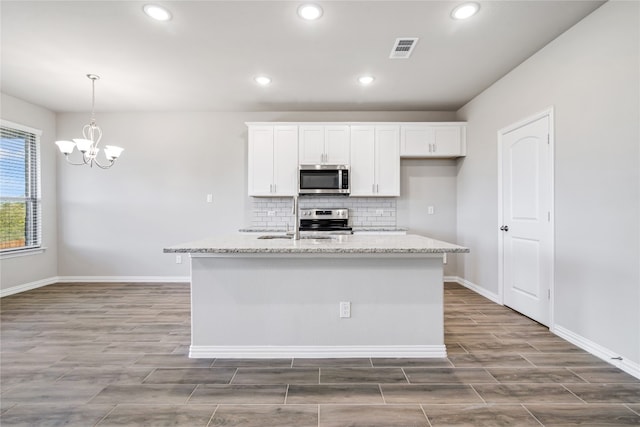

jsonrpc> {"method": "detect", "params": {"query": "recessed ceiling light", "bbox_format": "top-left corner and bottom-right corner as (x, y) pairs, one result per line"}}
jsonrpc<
(358, 75), (375, 86)
(451, 2), (480, 20)
(297, 3), (323, 20)
(143, 4), (172, 21)
(255, 76), (272, 86)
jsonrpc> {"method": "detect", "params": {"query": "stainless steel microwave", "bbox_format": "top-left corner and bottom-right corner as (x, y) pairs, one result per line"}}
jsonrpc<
(299, 164), (350, 195)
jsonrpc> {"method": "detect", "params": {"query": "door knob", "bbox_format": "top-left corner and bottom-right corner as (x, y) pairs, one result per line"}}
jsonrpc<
(500, 225), (509, 232)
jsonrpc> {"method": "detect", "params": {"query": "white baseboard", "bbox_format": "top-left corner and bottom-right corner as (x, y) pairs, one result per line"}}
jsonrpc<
(0, 276), (58, 297)
(56, 276), (190, 283)
(445, 275), (501, 304)
(1, 276), (190, 297)
(553, 325), (640, 380)
(190, 345), (447, 359)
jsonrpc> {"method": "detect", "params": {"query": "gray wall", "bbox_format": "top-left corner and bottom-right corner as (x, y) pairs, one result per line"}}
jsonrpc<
(55, 110), (457, 278)
(0, 93), (58, 291)
(398, 159), (459, 275)
(456, 2), (639, 365)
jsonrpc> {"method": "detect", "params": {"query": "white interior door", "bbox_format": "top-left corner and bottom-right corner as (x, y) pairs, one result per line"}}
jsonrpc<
(500, 113), (553, 326)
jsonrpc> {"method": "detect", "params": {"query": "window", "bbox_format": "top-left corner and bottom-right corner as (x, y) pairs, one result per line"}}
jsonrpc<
(0, 120), (42, 253)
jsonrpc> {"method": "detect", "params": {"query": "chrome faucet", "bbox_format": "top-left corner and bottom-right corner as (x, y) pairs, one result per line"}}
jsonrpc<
(292, 195), (300, 240)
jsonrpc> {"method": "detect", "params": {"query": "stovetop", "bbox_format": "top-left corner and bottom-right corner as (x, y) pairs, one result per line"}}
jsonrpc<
(299, 208), (352, 233)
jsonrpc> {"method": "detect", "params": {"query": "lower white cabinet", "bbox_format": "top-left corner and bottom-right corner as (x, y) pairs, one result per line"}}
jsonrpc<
(248, 125), (298, 196)
(400, 124), (466, 158)
(350, 125), (400, 197)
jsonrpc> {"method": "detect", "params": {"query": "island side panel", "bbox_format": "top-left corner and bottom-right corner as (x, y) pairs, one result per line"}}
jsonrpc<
(190, 254), (444, 358)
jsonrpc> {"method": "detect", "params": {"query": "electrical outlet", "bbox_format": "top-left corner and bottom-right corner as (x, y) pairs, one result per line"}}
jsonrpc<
(375, 209), (384, 216)
(175, 255), (182, 264)
(267, 210), (276, 216)
(206, 194), (213, 203)
(428, 206), (435, 215)
(339, 301), (351, 318)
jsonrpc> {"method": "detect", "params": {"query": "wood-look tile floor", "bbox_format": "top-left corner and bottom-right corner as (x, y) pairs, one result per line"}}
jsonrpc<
(1, 282), (639, 426)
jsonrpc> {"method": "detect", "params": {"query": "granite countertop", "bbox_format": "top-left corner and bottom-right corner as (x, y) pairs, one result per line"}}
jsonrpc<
(238, 227), (409, 233)
(164, 234), (469, 255)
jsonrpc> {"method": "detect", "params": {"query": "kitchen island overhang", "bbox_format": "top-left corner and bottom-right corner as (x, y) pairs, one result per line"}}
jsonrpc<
(164, 234), (469, 359)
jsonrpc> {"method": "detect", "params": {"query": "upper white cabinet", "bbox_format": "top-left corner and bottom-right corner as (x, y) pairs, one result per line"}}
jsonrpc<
(299, 125), (350, 164)
(350, 125), (400, 197)
(248, 125), (298, 196)
(247, 121), (466, 197)
(400, 123), (466, 158)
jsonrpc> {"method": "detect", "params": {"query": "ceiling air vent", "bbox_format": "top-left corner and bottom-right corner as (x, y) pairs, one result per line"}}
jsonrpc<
(389, 38), (418, 59)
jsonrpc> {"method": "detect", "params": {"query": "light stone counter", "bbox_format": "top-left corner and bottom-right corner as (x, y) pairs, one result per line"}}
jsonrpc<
(164, 233), (468, 255)
(238, 227), (410, 233)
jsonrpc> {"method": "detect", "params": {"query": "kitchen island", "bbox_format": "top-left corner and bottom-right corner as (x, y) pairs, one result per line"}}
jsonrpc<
(164, 234), (468, 359)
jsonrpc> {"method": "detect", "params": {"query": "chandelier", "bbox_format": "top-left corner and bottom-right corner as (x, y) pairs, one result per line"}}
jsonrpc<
(55, 74), (124, 169)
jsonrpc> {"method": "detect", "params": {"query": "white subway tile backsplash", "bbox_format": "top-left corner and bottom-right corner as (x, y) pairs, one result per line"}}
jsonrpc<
(251, 197), (397, 229)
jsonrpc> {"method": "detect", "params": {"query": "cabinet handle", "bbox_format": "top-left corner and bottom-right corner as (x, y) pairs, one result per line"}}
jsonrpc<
(433, 143), (437, 153)
(273, 183), (276, 193)
(270, 184), (273, 193)
(376, 184), (379, 193)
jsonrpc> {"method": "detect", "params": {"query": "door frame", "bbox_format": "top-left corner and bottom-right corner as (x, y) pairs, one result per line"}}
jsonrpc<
(497, 107), (555, 330)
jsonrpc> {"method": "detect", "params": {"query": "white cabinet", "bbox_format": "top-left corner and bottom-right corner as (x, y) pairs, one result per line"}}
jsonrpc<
(400, 124), (466, 158)
(248, 125), (298, 196)
(350, 125), (400, 197)
(299, 125), (350, 164)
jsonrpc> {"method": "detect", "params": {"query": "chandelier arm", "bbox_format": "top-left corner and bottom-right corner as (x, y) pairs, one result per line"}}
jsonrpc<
(62, 154), (89, 166)
(82, 152), (93, 166)
(93, 158), (115, 169)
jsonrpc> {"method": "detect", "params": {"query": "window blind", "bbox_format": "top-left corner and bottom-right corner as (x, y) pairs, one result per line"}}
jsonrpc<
(0, 122), (41, 252)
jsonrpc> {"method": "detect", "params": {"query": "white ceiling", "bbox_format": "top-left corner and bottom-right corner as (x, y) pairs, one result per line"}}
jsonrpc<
(1, 1), (605, 113)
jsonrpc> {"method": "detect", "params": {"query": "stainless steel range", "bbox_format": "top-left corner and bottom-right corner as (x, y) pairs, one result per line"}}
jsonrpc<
(299, 208), (352, 234)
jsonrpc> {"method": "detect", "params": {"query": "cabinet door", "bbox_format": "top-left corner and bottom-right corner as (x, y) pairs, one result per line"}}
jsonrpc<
(298, 126), (324, 163)
(401, 126), (434, 157)
(248, 126), (274, 196)
(273, 126), (298, 196)
(349, 126), (376, 196)
(375, 126), (400, 196)
(433, 126), (463, 157)
(325, 125), (350, 164)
